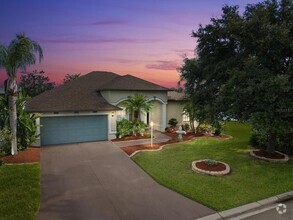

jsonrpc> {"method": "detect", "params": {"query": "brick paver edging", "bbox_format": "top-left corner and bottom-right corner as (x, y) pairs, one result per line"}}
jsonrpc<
(128, 137), (197, 157)
(128, 133), (232, 157)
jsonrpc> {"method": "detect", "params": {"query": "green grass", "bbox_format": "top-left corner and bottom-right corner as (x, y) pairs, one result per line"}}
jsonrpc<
(0, 164), (40, 220)
(132, 122), (293, 211)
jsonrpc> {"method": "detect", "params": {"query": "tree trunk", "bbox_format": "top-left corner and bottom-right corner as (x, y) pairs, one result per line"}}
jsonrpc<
(8, 78), (18, 155)
(189, 118), (195, 133)
(266, 132), (277, 154)
(134, 111), (139, 122)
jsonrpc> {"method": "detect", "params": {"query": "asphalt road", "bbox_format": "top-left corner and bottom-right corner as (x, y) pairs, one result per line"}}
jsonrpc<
(238, 199), (293, 220)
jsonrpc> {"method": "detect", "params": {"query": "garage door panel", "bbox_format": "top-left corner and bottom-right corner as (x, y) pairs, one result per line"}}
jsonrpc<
(40, 115), (108, 146)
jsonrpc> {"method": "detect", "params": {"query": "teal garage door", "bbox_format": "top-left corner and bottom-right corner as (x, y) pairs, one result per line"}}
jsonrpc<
(40, 115), (108, 146)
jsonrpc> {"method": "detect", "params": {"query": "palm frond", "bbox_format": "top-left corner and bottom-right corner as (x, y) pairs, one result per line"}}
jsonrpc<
(0, 45), (8, 69)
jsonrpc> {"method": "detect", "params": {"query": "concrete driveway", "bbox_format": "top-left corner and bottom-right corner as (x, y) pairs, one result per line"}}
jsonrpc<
(37, 141), (215, 220)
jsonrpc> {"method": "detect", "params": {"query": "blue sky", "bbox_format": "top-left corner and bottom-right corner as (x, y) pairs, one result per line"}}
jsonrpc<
(0, 0), (260, 87)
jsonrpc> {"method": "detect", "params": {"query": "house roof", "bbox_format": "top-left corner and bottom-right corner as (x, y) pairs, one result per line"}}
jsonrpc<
(25, 71), (168, 113)
(101, 74), (168, 91)
(167, 91), (186, 101)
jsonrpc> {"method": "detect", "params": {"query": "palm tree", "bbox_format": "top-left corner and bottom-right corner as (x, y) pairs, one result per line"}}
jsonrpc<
(122, 94), (152, 122)
(0, 33), (43, 155)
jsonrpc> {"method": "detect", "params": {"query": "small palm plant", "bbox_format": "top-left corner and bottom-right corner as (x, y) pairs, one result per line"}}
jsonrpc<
(122, 94), (152, 122)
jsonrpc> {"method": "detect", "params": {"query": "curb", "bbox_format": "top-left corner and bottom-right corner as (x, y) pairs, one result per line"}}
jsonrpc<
(195, 190), (293, 220)
(3, 162), (39, 165)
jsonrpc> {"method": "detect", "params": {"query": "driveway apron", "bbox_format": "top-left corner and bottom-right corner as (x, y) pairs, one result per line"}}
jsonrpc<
(37, 141), (215, 220)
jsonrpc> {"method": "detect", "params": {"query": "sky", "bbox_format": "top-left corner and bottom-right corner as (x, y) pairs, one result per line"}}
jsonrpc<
(0, 0), (260, 88)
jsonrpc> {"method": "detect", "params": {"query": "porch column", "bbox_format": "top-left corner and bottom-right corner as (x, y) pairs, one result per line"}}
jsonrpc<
(162, 103), (167, 131)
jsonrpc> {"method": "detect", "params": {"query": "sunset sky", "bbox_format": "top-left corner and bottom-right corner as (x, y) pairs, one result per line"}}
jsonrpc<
(0, 0), (260, 88)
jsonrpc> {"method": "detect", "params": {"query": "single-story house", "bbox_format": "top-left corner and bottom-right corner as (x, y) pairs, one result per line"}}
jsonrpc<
(26, 71), (188, 146)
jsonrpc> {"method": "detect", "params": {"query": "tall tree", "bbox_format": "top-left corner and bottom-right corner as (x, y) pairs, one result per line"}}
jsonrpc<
(63, 73), (81, 84)
(179, 0), (293, 154)
(20, 70), (55, 97)
(0, 33), (43, 155)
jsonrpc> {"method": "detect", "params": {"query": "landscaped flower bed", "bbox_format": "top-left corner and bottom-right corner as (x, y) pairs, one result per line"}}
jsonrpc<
(1, 147), (40, 164)
(250, 149), (289, 163)
(111, 134), (150, 142)
(192, 159), (230, 176)
(121, 132), (198, 156)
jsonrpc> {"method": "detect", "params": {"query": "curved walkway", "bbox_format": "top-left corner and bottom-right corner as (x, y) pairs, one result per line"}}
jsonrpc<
(113, 131), (171, 148)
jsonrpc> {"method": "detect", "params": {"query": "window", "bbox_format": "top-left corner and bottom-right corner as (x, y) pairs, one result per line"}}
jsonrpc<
(182, 114), (189, 122)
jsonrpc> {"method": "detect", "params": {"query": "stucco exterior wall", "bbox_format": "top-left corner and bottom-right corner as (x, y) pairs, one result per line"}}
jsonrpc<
(102, 90), (167, 132)
(167, 101), (185, 125)
(101, 90), (168, 105)
(150, 101), (163, 130)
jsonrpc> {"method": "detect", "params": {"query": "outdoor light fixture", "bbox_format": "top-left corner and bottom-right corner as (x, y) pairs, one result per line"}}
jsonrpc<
(111, 111), (115, 117)
(150, 121), (154, 147)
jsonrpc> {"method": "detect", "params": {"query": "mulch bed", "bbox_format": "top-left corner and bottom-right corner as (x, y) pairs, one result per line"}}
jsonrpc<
(253, 150), (285, 159)
(120, 132), (232, 156)
(111, 135), (150, 142)
(195, 161), (226, 172)
(121, 132), (198, 156)
(1, 147), (40, 164)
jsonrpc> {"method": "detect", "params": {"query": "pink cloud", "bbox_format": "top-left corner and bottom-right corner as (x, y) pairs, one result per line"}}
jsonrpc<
(146, 60), (180, 71)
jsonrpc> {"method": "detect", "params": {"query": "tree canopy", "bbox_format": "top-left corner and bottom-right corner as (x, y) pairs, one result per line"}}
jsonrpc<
(63, 73), (81, 84)
(20, 70), (55, 97)
(179, 0), (293, 154)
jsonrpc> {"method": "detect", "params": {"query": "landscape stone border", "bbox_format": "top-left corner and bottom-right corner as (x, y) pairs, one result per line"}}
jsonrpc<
(192, 159), (230, 176)
(126, 133), (233, 157)
(250, 150), (289, 163)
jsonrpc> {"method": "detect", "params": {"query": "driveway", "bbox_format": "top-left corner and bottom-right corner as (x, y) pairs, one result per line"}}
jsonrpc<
(37, 141), (215, 220)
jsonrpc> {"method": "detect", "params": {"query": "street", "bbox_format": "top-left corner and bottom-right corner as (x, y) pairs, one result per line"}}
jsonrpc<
(234, 199), (293, 220)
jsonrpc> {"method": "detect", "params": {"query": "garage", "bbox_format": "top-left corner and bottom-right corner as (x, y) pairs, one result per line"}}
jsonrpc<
(40, 115), (108, 146)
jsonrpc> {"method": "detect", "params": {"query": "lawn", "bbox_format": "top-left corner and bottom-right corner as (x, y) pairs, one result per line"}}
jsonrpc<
(132, 122), (293, 211)
(0, 164), (40, 220)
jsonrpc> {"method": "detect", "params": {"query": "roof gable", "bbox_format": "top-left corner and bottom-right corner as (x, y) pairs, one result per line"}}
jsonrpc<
(101, 74), (168, 91)
(25, 71), (168, 113)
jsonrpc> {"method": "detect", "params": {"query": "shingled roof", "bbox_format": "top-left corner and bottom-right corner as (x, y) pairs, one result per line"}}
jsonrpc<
(167, 91), (186, 101)
(101, 74), (168, 91)
(25, 71), (168, 113)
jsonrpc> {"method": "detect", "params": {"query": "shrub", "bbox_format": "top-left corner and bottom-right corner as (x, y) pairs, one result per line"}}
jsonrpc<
(249, 129), (293, 155)
(203, 159), (218, 166)
(183, 123), (190, 132)
(165, 127), (175, 133)
(0, 128), (13, 155)
(145, 133), (151, 138)
(116, 119), (133, 138)
(196, 124), (213, 135)
(0, 90), (39, 153)
(212, 121), (225, 136)
(168, 118), (178, 128)
(132, 120), (147, 136)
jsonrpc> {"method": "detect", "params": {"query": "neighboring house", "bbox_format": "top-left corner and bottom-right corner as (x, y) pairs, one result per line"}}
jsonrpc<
(26, 71), (188, 146)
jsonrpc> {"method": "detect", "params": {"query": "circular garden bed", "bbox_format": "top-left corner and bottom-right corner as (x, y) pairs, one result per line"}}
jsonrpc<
(192, 159), (230, 176)
(250, 150), (289, 163)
